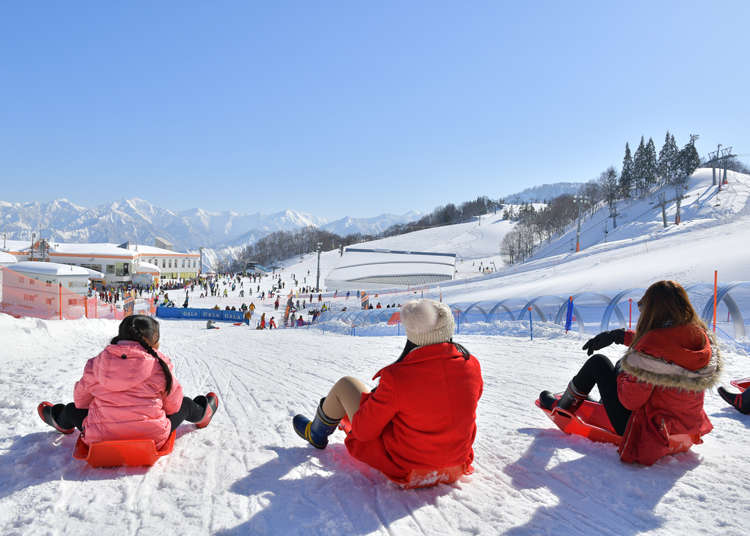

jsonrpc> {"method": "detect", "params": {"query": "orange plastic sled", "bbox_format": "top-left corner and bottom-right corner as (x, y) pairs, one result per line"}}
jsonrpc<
(73, 430), (176, 468)
(730, 378), (750, 392)
(536, 398), (622, 445)
(536, 396), (698, 455)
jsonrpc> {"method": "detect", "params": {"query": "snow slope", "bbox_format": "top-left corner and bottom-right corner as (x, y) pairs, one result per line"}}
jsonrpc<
(2, 313), (749, 535)
(3, 169), (750, 535)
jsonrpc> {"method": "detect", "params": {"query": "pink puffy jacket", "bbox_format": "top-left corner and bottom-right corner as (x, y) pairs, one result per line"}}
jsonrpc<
(74, 341), (184, 449)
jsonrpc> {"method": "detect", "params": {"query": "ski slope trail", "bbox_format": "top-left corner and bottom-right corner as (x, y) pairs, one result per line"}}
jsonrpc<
(2, 314), (750, 535)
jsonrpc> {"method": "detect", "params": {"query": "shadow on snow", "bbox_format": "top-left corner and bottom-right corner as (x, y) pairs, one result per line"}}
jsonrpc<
(503, 428), (701, 536)
(217, 444), (455, 536)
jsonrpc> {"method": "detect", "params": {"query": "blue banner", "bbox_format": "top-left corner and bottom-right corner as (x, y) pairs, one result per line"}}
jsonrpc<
(156, 306), (248, 324)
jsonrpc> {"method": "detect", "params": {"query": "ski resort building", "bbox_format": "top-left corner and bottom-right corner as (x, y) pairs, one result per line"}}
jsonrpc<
(325, 247), (456, 290)
(1, 240), (200, 286)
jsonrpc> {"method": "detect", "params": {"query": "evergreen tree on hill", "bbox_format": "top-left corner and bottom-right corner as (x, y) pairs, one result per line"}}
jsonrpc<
(619, 143), (634, 198)
(658, 131), (680, 186)
(644, 137), (658, 190)
(676, 136), (701, 189)
(633, 136), (647, 197)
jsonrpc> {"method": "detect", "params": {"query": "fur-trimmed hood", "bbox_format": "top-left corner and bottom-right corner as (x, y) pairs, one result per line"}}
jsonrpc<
(621, 327), (721, 392)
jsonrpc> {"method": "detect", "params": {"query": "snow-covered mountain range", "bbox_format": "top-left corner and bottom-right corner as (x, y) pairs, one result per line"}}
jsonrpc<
(0, 198), (421, 251)
(503, 182), (583, 203)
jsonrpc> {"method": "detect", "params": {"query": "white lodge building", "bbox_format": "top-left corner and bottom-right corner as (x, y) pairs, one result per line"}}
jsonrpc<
(2, 240), (200, 286)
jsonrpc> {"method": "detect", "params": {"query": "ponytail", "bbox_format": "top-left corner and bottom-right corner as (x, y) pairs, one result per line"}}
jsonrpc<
(111, 315), (173, 394)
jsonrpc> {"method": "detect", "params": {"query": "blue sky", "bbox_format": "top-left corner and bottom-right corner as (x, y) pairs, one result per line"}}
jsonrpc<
(1, 1), (749, 219)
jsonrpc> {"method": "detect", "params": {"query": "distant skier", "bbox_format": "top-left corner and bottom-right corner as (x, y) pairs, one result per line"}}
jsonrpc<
(292, 299), (483, 488)
(38, 315), (219, 449)
(538, 280), (720, 466)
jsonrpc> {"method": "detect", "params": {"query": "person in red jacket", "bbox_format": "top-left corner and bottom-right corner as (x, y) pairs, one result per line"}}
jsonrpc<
(292, 299), (483, 488)
(539, 280), (721, 465)
(38, 315), (219, 448)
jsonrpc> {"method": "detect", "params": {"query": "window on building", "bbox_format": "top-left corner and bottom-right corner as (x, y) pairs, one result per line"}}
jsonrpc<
(106, 265), (115, 274)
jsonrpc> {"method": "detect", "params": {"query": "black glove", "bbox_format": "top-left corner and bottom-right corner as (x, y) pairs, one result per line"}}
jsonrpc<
(582, 329), (626, 356)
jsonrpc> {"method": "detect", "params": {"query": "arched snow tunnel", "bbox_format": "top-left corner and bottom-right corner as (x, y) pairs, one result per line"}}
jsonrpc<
(600, 288), (645, 332)
(518, 295), (566, 324)
(700, 282), (750, 340)
(554, 292), (614, 334)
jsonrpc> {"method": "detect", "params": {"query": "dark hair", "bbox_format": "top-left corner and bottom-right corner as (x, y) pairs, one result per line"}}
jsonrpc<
(632, 280), (707, 348)
(394, 339), (470, 364)
(111, 315), (173, 394)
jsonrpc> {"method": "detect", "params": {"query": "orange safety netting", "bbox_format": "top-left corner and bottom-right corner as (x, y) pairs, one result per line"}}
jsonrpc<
(0, 266), (153, 321)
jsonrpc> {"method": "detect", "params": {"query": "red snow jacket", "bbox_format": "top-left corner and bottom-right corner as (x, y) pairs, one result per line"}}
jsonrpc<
(617, 324), (721, 465)
(74, 341), (184, 449)
(345, 343), (483, 487)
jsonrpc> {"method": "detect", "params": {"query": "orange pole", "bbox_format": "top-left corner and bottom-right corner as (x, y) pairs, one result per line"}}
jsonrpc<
(59, 283), (62, 320)
(628, 298), (632, 329)
(84, 296), (88, 318)
(713, 270), (718, 333)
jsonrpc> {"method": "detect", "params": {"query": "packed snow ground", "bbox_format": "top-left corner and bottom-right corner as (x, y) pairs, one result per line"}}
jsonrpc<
(3, 169), (750, 535)
(3, 314), (750, 536)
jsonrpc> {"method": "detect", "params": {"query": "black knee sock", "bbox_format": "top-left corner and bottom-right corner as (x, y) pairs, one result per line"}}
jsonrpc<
(167, 397), (206, 432)
(57, 403), (88, 431)
(572, 354), (632, 435)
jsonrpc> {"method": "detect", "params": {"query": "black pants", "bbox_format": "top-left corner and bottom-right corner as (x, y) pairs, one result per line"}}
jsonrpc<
(57, 397), (205, 434)
(571, 354), (631, 436)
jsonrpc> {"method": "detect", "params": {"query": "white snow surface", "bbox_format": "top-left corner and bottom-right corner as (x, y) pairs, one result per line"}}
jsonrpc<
(3, 169), (750, 535)
(3, 315), (749, 535)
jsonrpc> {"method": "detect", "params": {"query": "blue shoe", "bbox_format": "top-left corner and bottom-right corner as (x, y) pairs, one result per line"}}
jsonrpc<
(293, 398), (340, 449)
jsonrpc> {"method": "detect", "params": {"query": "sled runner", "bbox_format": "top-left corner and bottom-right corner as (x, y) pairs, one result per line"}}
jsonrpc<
(536, 396), (698, 455)
(730, 378), (750, 392)
(535, 397), (622, 445)
(72, 430), (176, 467)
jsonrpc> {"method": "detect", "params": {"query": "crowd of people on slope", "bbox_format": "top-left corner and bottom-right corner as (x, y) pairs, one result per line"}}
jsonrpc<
(37, 279), (746, 492)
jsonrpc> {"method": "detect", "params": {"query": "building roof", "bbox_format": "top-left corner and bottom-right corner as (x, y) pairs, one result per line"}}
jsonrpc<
(0, 251), (18, 265)
(49, 242), (137, 259)
(136, 261), (161, 274)
(10, 261), (93, 277)
(128, 244), (199, 257)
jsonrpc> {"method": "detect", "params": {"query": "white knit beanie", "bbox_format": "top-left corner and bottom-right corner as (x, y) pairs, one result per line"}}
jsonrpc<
(401, 299), (454, 346)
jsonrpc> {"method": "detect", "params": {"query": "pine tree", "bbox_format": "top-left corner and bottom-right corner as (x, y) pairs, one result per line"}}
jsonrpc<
(633, 136), (647, 196)
(619, 143), (634, 198)
(658, 131), (679, 186)
(676, 136), (701, 188)
(644, 137), (658, 190)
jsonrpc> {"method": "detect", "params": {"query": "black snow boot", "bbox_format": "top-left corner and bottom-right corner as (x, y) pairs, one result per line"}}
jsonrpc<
(37, 402), (74, 434)
(718, 387), (750, 414)
(539, 381), (587, 413)
(293, 398), (341, 449)
(193, 393), (219, 428)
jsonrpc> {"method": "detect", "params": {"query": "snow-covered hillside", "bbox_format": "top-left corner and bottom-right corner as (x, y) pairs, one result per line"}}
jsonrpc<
(3, 169), (750, 535)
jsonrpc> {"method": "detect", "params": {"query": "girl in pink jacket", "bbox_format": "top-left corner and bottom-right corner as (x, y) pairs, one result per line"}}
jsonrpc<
(39, 315), (219, 449)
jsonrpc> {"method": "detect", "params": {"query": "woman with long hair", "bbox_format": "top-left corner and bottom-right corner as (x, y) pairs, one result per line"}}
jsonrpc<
(539, 280), (721, 465)
(39, 315), (218, 449)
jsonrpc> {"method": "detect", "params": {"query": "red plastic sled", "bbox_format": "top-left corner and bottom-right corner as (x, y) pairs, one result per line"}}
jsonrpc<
(73, 430), (176, 468)
(536, 397), (622, 445)
(730, 378), (750, 392)
(536, 396), (698, 455)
